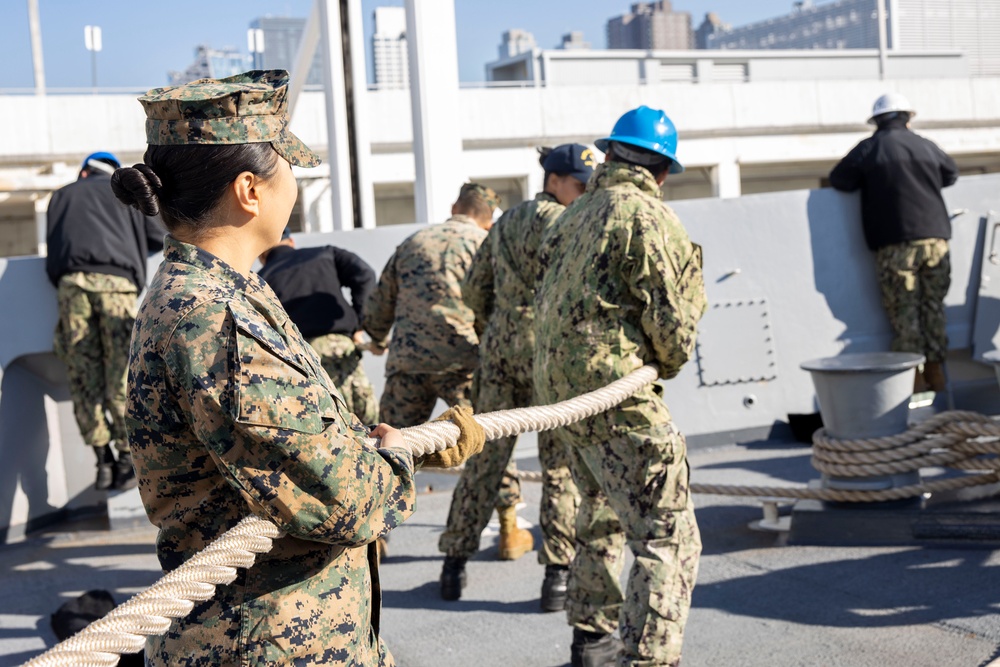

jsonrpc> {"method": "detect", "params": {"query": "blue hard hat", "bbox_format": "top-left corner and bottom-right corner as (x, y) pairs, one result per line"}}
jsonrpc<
(594, 106), (684, 174)
(81, 151), (121, 171)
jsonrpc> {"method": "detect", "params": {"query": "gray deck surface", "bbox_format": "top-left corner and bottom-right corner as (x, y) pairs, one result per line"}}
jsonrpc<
(2, 438), (999, 667)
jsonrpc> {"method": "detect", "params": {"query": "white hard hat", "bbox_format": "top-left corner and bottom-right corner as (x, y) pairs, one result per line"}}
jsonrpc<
(868, 93), (916, 124)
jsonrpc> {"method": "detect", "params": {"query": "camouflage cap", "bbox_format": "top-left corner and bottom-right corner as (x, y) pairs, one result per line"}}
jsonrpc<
(459, 183), (501, 213)
(138, 70), (321, 168)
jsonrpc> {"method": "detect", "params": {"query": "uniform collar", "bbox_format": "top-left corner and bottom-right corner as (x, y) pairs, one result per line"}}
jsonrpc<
(163, 235), (249, 291)
(162, 235), (288, 325)
(447, 213), (481, 227)
(534, 191), (559, 203)
(588, 161), (661, 197)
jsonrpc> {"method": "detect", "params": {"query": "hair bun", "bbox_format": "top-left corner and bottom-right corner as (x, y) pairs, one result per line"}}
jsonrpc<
(110, 164), (162, 216)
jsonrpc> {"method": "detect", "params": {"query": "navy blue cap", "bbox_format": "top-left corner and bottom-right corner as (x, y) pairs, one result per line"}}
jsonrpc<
(542, 143), (597, 184)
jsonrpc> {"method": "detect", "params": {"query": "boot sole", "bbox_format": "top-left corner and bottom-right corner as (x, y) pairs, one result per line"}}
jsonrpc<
(440, 586), (462, 601)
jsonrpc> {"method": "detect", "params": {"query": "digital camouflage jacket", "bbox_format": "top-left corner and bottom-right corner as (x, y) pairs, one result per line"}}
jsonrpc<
(533, 162), (706, 436)
(463, 192), (565, 375)
(127, 237), (416, 666)
(364, 215), (487, 376)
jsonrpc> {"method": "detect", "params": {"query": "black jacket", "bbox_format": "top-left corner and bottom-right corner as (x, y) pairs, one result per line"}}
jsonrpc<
(45, 174), (165, 288)
(829, 118), (959, 251)
(258, 244), (376, 339)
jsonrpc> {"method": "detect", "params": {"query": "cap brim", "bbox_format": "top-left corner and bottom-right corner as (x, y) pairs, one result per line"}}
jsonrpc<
(272, 128), (321, 168)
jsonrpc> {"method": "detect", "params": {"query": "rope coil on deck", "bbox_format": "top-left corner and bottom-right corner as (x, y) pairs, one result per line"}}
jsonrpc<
(20, 365), (659, 667)
(688, 410), (1000, 501)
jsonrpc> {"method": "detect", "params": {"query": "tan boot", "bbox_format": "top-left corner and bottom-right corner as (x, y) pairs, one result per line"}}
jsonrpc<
(913, 367), (929, 393)
(923, 361), (947, 393)
(498, 506), (534, 560)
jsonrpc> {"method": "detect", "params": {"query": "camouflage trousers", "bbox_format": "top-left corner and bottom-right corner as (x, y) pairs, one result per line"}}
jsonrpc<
(439, 360), (580, 565)
(307, 333), (378, 426)
(876, 238), (951, 363)
(53, 273), (137, 450)
(379, 370), (522, 509)
(553, 412), (700, 666)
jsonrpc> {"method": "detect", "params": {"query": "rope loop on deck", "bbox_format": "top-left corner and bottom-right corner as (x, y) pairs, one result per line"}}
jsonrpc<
(689, 410), (1000, 502)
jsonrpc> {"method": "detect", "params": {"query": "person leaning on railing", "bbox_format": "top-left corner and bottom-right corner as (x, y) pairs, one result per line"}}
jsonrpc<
(109, 69), (483, 667)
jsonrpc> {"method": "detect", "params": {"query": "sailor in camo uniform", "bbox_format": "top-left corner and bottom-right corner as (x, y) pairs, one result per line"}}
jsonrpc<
(115, 70), (482, 667)
(363, 184), (532, 576)
(438, 144), (595, 611)
(363, 182), (501, 430)
(533, 108), (706, 667)
(46, 150), (165, 491)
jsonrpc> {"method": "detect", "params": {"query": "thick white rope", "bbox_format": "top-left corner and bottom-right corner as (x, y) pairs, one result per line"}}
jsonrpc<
(690, 411), (1000, 501)
(21, 365), (659, 667)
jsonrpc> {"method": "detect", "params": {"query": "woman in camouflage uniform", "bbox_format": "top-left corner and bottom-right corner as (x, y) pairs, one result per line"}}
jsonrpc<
(111, 71), (482, 666)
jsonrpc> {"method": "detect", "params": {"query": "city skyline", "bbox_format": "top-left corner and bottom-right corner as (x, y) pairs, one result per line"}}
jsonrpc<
(0, 0), (849, 89)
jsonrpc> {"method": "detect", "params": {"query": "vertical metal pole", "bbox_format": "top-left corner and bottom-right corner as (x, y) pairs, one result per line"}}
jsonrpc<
(34, 193), (51, 256)
(405, 0), (464, 224)
(345, 0), (376, 228)
(288, 1), (320, 117)
(317, 0), (355, 232)
(91, 49), (98, 90)
(877, 0), (888, 80)
(27, 0), (45, 94)
(887, 0), (901, 51)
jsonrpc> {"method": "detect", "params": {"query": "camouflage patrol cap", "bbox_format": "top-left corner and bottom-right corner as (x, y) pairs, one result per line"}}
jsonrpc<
(138, 70), (321, 168)
(459, 183), (501, 213)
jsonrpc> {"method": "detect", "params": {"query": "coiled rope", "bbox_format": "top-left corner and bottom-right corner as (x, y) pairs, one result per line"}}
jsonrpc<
(687, 410), (1000, 502)
(446, 408), (1000, 503)
(21, 365), (659, 667)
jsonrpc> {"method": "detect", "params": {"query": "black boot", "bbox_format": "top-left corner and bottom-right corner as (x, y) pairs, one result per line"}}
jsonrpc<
(440, 556), (467, 601)
(570, 629), (624, 667)
(112, 450), (138, 491)
(93, 446), (115, 491)
(540, 565), (570, 612)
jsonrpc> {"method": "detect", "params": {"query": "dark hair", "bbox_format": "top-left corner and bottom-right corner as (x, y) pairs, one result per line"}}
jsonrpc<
(453, 191), (493, 221)
(111, 143), (280, 235)
(537, 145), (553, 168)
(607, 142), (673, 179)
(537, 146), (556, 187)
(875, 111), (911, 128)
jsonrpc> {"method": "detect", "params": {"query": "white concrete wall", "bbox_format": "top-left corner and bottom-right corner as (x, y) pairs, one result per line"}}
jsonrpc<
(6, 77), (1000, 164)
(5, 76), (1000, 231)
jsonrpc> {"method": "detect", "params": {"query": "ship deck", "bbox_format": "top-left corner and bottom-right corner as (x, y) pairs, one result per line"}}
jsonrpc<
(2, 436), (999, 667)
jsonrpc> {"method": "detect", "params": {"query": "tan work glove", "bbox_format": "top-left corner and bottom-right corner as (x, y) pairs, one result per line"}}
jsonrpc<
(418, 405), (485, 468)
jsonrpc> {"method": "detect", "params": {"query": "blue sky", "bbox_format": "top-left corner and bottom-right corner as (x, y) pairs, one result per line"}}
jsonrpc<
(1, 0), (807, 89)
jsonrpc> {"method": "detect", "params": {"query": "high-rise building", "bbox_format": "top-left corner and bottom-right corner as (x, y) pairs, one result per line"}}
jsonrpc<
(372, 7), (409, 89)
(249, 16), (324, 86)
(559, 32), (591, 50)
(607, 1), (692, 50)
(168, 45), (248, 85)
(706, 0), (1000, 76)
(694, 12), (729, 49)
(498, 29), (537, 59)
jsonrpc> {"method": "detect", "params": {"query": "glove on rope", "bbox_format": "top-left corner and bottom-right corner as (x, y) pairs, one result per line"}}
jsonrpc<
(418, 405), (485, 468)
